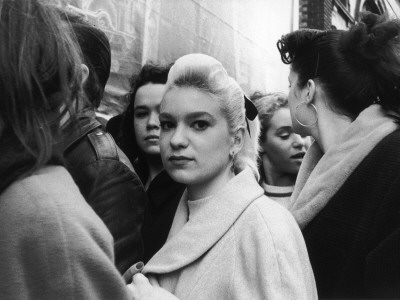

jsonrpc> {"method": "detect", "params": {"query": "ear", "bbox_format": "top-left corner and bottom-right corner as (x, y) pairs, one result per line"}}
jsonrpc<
(81, 64), (89, 86)
(304, 79), (316, 105)
(231, 127), (245, 154)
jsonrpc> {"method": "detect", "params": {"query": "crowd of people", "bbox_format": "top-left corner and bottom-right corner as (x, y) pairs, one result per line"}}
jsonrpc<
(0, 0), (399, 299)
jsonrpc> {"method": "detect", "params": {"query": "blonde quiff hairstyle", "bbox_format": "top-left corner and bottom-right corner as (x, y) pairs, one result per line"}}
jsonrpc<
(165, 54), (260, 180)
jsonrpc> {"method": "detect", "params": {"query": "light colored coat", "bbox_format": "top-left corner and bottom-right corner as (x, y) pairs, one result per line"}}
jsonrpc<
(143, 168), (317, 300)
(0, 166), (130, 299)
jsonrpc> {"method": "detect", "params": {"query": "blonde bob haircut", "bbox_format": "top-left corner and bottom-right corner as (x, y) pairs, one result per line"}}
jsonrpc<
(165, 53), (260, 180)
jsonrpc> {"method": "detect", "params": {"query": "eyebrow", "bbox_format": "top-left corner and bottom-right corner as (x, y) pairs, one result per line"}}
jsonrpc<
(276, 126), (292, 132)
(134, 105), (149, 110)
(159, 111), (217, 121)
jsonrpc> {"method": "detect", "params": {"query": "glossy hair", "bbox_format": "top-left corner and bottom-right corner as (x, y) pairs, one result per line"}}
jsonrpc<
(0, 0), (82, 186)
(165, 53), (260, 180)
(118, 62), (172, 178)
(277, 13), (400, 118)
(60, 10), (111, 108)
(251, 92), (288, 143)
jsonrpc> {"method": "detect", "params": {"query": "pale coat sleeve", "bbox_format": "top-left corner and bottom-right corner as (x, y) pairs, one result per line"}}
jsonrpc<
(230, 197), (318, 300)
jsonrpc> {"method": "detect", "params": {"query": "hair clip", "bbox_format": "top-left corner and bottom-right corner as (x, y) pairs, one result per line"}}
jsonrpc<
(244, 95), (258, 137)
(244, 95), (258, 120)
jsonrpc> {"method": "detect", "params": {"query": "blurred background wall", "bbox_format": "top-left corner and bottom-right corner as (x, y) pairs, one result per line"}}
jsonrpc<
(58, 0), (298, 117)
(57, 0), (400, 117)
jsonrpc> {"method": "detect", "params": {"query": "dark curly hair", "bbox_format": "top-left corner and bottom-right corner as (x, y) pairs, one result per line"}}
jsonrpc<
(277, 13), (400, 118)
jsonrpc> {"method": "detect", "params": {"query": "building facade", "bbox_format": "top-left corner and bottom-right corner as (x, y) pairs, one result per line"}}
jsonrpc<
(299, 0), (400, 30)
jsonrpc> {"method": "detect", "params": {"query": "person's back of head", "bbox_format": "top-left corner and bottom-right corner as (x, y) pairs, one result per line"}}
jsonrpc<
(277, 12), (400, 119)
(60, 10), (111, 109)
(0, 0), (83, 191)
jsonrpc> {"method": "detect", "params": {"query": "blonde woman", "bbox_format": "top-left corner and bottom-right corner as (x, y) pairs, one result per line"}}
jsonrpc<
(128, 54), (317, 300)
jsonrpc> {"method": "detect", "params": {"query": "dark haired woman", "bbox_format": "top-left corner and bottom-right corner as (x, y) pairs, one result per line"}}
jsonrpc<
(110, 63), (186, 263)
(277, 13), (400, 298)
(0, 1), (131, 298)
(252, 92), (309, 208)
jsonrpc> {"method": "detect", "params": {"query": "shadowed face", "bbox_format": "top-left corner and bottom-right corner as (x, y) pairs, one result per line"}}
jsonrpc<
(133, 83), (166, 156)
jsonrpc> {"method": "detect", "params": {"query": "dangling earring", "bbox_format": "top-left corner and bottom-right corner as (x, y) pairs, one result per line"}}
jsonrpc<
(229, 151), (236, 173)
(295, 102), (318, 127)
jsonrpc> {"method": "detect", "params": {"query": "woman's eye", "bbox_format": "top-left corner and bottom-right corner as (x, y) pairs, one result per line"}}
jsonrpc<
(160, 121), (174, 130)
(192, 120), (209, 130)
(135, 111), (148, 118)
(279, 133), (290, 140)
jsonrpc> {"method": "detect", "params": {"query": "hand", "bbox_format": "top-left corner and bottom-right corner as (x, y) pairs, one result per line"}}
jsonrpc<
(127, 273), (179, 300)
(123, 262), (144, 284)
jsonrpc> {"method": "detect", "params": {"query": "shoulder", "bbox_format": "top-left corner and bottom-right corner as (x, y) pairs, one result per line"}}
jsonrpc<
(234, 195), (302, 247)
(353, 129), (400, 184)
(0, 166), (112, 243)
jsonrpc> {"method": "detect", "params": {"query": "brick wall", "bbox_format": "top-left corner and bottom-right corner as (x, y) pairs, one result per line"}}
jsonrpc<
(299, 0), (333, 30)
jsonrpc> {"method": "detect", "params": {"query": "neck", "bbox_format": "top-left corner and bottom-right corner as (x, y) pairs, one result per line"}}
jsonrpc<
(313, 107), (352, 153)
(262, 155), (296, 186)
(187, 166), (235, 200)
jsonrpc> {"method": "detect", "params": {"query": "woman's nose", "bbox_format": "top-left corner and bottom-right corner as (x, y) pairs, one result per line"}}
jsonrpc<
(147, 112), (160, 129)
(292, 134), (306, 149)
(169, 126), (188, 149)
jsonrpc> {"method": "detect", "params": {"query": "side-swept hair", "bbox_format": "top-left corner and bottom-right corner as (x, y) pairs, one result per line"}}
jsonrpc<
(165, 53), (260, 180)
(0, 0), (82, 190)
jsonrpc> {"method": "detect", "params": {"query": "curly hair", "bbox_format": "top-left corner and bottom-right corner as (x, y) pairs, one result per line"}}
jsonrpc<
(277, 13), (400, 118)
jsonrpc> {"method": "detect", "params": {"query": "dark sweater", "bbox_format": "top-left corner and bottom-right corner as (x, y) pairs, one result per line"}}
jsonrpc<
(303, 130), (400, 299)
(141, 170), (186, 263)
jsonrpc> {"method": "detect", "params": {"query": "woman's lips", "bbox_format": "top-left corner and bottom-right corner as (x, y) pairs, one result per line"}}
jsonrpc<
(145, 135), (159, 140)
(169, 155), (193, 166)
(291, 152), (305, 159)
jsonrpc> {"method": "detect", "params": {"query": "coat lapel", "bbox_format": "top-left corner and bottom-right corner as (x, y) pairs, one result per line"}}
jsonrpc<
(290, 105), (399, 229)
(143, 168), (263, 274)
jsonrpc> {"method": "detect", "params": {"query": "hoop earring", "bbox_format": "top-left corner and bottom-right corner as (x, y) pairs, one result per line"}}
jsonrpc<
(229, 151), (236, 172)
(295, 102), (318, 127)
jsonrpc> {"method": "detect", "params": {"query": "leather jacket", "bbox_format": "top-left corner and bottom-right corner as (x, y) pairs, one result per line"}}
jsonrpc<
(63, 110), (147, 274)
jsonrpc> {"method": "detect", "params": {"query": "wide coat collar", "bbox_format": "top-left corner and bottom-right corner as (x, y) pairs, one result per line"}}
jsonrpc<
(290, 104), (399, 229)
(143, 167), (264, 274)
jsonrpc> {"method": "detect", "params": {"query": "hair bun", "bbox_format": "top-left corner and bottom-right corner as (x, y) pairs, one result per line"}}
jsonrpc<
(343, 13), (400, 62)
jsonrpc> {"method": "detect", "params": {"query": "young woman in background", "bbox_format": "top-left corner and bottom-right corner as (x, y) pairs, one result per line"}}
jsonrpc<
(252, 92), (309, 208)
(113, 63), (186, 263)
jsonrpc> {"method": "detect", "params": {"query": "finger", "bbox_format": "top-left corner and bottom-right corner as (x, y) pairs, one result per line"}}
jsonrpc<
(122, 261), (144, 283)
(132, 273), (150, 286)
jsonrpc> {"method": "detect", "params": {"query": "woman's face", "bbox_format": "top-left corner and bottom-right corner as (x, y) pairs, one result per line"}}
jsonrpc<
(133, 83), (166, 156)
(159, 87), (233, 190)
(261, 107), (308, 176)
